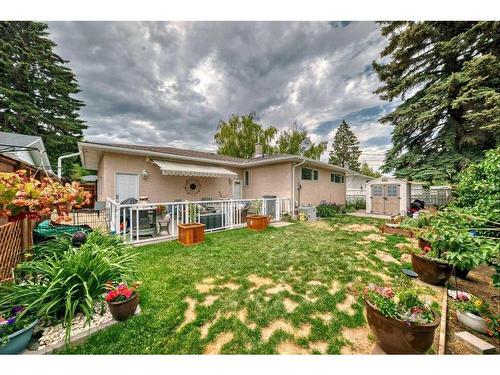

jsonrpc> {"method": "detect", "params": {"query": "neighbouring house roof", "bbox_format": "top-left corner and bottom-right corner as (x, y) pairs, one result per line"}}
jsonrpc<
(0, 131), (54, 174)
(78, 141), (346, 173)
(79, 174), (98, 182)
(152, 160), (238, 178)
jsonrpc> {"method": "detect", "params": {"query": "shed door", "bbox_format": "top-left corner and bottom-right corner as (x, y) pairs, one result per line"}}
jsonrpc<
(116, 173), (139, 202)
(371, 184), (385, 214)
(384, 184), (400, 215)
(371, 184), (400, 215)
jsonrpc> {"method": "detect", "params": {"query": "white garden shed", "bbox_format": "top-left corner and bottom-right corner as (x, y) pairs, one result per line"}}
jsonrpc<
(366, 177), (411, 216)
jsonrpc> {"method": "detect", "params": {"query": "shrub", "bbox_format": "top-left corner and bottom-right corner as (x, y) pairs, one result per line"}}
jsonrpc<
(454, 147), (500, 223)
(346, 198), (366, 211)
(316, 203), (345, 217)
(0, 231), (137, 342)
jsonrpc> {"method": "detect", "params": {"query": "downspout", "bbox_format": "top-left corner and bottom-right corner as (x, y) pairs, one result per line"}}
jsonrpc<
(291, 159), (306, 218)
(57, 152), (80, 179)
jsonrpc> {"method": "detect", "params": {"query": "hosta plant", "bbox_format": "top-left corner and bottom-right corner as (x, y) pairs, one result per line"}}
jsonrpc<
(0, 231), (137, 342)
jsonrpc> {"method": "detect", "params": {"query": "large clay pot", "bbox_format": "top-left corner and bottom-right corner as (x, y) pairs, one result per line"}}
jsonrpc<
(456, 310), (488, 334)
(365, 300), (439, 354)
(108, 293), (139, 322)
(177, 223), (205, 246)
(246, 215), (269, 231)
(411, 253), (453, 285)
(0, 319), (38, 355)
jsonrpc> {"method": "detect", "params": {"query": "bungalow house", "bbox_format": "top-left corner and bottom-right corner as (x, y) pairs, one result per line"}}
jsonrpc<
(345, 170), (374, 200)
(0, 131), (54, 177)
(77, 142), (347, 208)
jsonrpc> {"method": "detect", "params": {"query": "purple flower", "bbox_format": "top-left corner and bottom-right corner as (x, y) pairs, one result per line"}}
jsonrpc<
(7, 316), (16, 325)
(11, 306), (24, 315)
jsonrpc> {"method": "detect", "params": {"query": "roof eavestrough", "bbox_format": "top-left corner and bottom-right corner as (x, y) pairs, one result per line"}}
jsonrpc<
(152, 160), (238, 179)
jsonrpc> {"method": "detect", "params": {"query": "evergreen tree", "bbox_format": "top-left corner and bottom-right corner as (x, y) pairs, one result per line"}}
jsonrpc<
(214, 113), (277, 158)
(360, 162), (382, 178)
(0, 21), (86, 169)
(373, 21), (500, 182)
(328, 120), (362, 170)
(275, 121), (327, 160)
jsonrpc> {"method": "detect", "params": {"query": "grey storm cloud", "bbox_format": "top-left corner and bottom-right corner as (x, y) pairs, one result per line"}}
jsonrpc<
(47, 21), (392, 153)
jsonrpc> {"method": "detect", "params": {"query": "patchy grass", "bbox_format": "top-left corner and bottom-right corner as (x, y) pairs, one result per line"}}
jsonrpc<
(61, 215), (431, 354)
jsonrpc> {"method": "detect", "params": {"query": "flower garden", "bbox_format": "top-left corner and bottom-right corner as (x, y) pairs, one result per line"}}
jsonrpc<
(0, 148), (499, 355)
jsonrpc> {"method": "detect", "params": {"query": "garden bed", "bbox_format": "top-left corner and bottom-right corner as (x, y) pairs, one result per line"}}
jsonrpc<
(445, 265), (499, 354)
(24, 304), (141, 354)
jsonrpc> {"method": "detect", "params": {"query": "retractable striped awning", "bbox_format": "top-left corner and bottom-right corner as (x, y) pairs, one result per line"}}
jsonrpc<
(152, 160), (238, 178)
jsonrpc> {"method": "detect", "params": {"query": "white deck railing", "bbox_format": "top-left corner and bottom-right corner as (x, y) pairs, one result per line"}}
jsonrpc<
(105, 197), (291, 244)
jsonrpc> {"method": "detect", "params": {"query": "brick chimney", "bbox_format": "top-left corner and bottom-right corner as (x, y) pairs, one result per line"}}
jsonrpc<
(253, 143), (263, 158)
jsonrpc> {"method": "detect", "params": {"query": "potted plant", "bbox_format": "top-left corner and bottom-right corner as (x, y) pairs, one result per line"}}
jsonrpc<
(364, 282), (440, 354)
(0, 306), (38, 354)
(453, 295), (499, 337)
(105, 282), (140, 322)
(246, 200), (269, 231)
(178, 203), (205, 246)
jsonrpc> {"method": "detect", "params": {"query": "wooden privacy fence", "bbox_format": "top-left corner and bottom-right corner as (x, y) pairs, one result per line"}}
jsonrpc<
(0, 219), (32, 282)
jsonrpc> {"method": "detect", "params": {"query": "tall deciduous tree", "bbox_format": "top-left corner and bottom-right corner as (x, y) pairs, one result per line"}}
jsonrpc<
(214, 113), (277, 158)
(0, 21), (86, 168)
(275, 122), (327, 160)
(373, 21), (500, 183)
(360, 162), (382, 178)
(328, 120), (362, 170)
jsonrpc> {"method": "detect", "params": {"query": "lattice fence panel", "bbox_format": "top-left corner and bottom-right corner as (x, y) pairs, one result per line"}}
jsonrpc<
(0, 220), (23, 282)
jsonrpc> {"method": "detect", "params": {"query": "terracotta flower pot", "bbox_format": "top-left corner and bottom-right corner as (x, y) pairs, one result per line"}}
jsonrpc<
(456, 310), (488, 334)
(108, 293), (139, 322)
(246, 215), (269, 231)
(411, 253), (453, 286)
(365, 300), (439, 354)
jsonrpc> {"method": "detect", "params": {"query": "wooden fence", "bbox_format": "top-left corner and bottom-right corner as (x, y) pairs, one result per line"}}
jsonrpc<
(0, 219), (32, 282)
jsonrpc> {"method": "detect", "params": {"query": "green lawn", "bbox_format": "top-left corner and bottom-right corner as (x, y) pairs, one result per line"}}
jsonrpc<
(62, 215), (429, 354)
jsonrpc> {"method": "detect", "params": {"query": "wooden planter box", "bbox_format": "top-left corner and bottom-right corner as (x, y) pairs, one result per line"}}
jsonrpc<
(380, 224), (414, 238)
(246, 215), (269, 231)
(177, 223), (205, 246)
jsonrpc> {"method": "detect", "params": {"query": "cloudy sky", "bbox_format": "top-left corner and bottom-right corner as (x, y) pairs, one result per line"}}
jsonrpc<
(48, 21), (395, 167)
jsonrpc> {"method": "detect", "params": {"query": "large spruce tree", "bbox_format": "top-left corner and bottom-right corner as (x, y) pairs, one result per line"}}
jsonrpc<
(0, 21), (85, 168)
(328, 120), (362, 170)
(373, 21), (500, 183)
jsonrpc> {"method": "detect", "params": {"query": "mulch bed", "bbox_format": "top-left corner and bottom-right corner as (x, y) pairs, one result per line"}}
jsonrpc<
(445, 265), (499, 354)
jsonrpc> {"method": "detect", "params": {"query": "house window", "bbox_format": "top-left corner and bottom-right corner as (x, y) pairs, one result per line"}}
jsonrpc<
(244, 170), (250, 186)
(301, 167), (319, 181)
(331, 173), (344, 183)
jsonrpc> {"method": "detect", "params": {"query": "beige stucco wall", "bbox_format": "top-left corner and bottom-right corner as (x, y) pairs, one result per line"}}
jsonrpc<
(95, 152), (345, 206)
(241, 162), (292, 199)
(96, 152), (242, 202)
(293, 164), (346, 206)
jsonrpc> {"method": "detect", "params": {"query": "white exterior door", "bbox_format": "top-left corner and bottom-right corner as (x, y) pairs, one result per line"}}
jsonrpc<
(115, 173), (139, 202)
(232, 180), (242, 199)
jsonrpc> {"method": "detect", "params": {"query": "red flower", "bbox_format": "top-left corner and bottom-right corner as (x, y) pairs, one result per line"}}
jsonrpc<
(423, 245), (431, 253)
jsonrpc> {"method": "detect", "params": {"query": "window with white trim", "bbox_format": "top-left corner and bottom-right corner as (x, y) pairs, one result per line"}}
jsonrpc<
(330, 173), (344, 183)
(301, 167), (319, 181)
